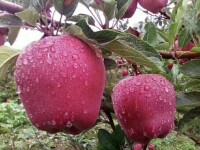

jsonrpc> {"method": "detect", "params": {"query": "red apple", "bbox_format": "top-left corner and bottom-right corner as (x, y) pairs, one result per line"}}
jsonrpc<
(14, 35), (106, 134)
(121, 69), (129, 76)
(138, 0), (168, 14)
(112, 74), (176, 144)
(0, 28), (9, 46)
(167, 63), (173, 70)
(122, 0), (138, 18)
(128, 27), (140, 37)
(148, 144), (156, 150)
(133, 143), (143, 150)
(174, 40), (195, 51)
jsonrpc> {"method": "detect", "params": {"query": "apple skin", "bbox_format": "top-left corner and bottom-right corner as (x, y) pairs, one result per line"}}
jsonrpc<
(112, 74), (176, 144)
(122, 0), (138, 18)
(14, 35), (106, 134)
(138, 0), (168, 14)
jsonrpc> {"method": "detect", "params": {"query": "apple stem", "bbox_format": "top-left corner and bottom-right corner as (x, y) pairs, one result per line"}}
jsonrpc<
(104, 109), (115, 131)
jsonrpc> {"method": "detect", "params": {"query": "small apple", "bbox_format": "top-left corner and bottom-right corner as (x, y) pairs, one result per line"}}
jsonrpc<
(14, 35), (106, 135)
(121, 69), (129, 76)
(138, 0), (168, 14)
(112, 74), (176, 144)
(122, 0), (138, 18)
(174, 40), (195, 51)
(133, 143), (143, 150)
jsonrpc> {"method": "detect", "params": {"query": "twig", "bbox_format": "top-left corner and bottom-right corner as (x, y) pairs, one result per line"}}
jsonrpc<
(159, 51), (200, 59)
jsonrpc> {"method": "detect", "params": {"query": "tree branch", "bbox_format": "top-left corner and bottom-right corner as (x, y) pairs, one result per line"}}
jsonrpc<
(0, 0), (23, 14)
(160, 51), (200, 59)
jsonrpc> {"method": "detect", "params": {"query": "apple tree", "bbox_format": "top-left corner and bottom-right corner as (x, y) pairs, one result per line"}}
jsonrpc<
(0, 0), (200, 149)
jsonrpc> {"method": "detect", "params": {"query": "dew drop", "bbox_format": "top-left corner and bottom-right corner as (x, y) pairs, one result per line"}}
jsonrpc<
(72, 54), (79, 61)
(84, 110), (87, 114)
(36, 78), (39, 83)
(51, 47), (56, 53)
(135, 82), (142, 86)
(23, 59), (28, 65)
(165, 87), (169, 93)
(52, 120), (56, 125)
(144, 85), (150, 91)
(73, 63), (78, 69)
(143, 131), (147, 137)
(67, 121), (72, 128)
(85, 80), (88, 85)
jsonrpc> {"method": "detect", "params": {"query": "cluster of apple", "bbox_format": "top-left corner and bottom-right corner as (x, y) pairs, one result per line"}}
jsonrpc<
(14, 35), (176, 148)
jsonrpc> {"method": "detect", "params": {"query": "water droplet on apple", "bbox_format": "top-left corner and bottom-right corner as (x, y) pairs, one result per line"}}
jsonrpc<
(85, 80), (88, 85)
(135, 82), (141, 86)
(165, 87), (169, 93)
(52, 120), (56, 125)
(51, 47), (56, 53)
(72, 54), (79, 61)
(73, 63), (78, 68)
(23, 58), (28, 65)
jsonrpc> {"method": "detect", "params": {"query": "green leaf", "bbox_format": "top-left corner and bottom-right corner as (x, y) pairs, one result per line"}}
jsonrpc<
(68, 14), (95, 25)
(103, 0), (117, 21)
(179, 107), (200, 132)
(0, 46), (20, 81)
(184, 79), (200, 91)
(155, 42), (170, 51)
(65, 19), (163, 72)
(168, 0), (189, 42)
(178, 29), (191, 49)
(8, 26), (21, 45)
(144, 22), (158, 46)
(111, 125), (125, 148)
(104, 58), (117, 70)
(103, 40), (162, 72)
(180, 60), (200, 79)
(0, 13), (22, 28)
(176, 92), (200, 111)
(29, 0), (52, 12)
(97, 129), (117, 150)
(16, 6), (39, 26)
(52, 0), (78, 17)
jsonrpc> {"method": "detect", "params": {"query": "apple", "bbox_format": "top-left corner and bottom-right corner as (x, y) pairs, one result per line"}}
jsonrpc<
(0, 28), (9, 46)
(14, 35), (106, 134)
(112, 74), (176, 144)
(174, 40), (195, 51)
(138, 0), (168, 14)
(148, 144), (156, 150)
(127, 27), (140, 37)
(122, 0), (138, 18)
(133, 143), (143, 150)
(121, 69), (129, 76)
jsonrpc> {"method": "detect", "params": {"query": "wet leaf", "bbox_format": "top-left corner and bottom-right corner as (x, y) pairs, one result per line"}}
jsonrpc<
(176, 92), (200, 111)
(52, 0), (79, 17)
(180, 60), (200, 79)
(16, 6), (39, 26)
(0, 46), (20, 81)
